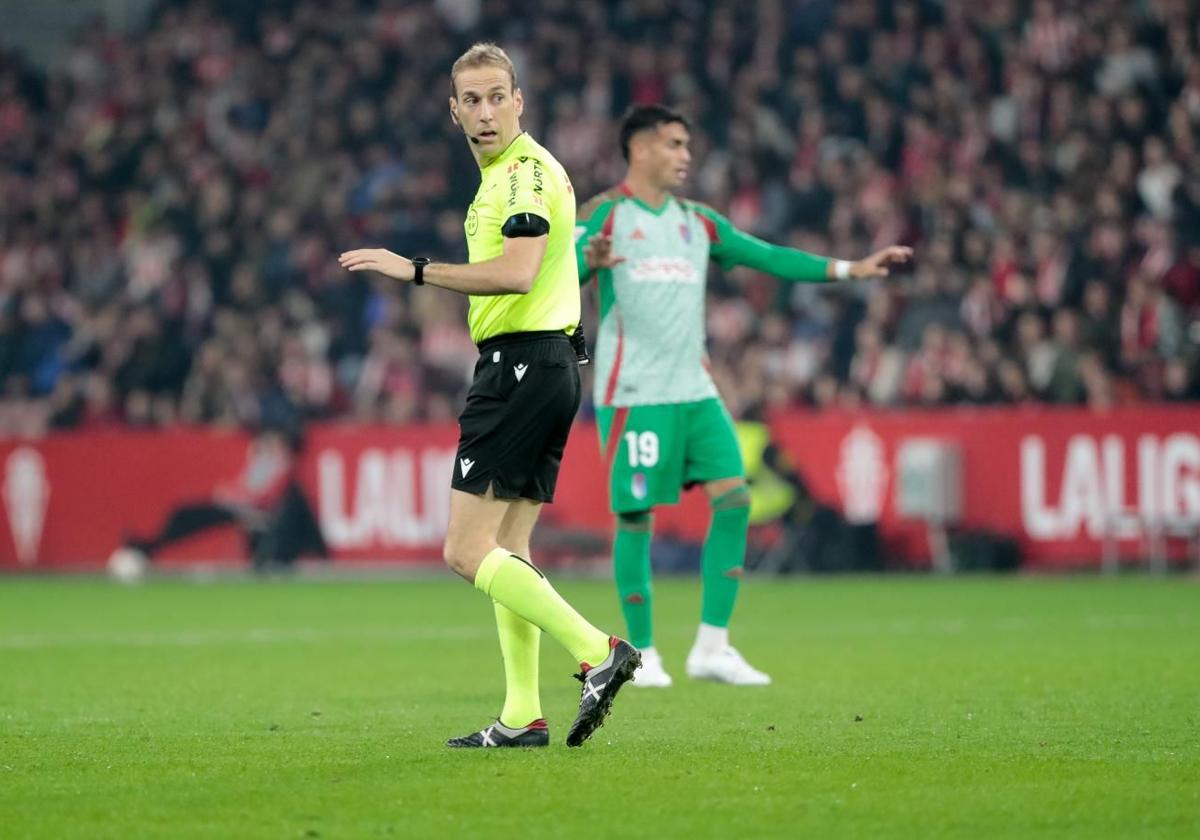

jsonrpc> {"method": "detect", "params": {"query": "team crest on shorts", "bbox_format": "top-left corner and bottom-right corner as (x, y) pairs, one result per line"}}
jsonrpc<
(631, 473), (648, 500)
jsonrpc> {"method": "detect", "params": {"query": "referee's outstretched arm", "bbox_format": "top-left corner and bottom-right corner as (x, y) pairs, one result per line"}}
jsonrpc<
(338, 235), (545, 296)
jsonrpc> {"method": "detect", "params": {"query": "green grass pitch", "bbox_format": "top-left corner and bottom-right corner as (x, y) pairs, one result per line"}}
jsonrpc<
(1, 575), (1197, 838)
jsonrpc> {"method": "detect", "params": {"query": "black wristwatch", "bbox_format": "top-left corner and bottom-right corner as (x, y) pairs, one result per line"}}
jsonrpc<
(411, 256), (430, 285)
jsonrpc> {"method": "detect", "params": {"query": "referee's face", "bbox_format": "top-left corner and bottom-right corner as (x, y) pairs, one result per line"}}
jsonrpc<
(450, 66), (524, 162)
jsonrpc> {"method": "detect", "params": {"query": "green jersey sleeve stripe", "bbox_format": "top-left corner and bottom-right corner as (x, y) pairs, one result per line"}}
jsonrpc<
(688, 201), (832, 282)
(574, 196), (617, 285)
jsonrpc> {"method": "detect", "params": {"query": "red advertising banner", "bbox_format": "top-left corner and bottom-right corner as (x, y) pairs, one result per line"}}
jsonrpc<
(0, 406), (1197, 572)
(0, 429), (251, 570)
(768, 406), (1200, 568)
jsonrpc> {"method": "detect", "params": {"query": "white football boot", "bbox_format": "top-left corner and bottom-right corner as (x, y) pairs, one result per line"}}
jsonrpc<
(685, 645), (772, 685)
(685, 624), (771, 685)
(631, 646), (673, 688)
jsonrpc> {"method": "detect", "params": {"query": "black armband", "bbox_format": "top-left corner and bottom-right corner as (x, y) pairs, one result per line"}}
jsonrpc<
(501, 213), (550, 238)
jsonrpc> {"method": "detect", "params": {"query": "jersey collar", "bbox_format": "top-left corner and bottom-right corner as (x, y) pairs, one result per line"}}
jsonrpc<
(481, 131), (534, 171)
(619, 182), (675, 216)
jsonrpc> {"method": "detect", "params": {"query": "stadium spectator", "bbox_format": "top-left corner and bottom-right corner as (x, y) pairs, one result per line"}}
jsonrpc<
(0, 0), (1198, 440)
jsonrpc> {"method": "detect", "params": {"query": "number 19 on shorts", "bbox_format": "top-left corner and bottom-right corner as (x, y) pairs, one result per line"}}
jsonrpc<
(624, 431), (659, 467)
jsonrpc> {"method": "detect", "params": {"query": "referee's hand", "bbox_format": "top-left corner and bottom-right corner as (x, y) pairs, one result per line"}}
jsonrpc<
(339, 249), (415, 282)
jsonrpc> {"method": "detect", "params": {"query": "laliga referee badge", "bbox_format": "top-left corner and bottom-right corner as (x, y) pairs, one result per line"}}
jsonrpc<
(631, 473), (648, 501)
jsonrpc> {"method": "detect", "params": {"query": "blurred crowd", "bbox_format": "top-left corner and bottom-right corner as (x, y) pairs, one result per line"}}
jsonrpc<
(0, 0), (1198, 437)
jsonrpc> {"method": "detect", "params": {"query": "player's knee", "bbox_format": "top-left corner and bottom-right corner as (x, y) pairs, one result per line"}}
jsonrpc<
(617, 510), (653, 530)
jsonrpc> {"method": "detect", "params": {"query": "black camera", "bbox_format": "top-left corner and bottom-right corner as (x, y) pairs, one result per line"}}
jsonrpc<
(570, 324), (590, 366)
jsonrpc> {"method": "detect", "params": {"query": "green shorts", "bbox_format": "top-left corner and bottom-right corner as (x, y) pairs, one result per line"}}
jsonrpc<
(595, 398), (745, 513)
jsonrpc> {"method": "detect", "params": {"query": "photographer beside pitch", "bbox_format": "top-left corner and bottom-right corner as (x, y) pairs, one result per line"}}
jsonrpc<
(577, 105), (912, 687)
(339, 44), (638, 748)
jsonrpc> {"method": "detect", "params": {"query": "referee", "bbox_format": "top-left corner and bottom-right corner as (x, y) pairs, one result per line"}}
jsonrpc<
(339, 43), (639, 749)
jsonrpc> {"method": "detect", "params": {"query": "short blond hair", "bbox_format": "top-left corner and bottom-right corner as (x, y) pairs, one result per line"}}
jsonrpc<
(450, 42), (517, 97)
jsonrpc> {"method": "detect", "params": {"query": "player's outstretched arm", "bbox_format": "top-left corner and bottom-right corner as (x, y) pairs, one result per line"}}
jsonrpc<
(692, 202), (911, 283)
(339, 235), (548, 296)
(841, 246), (913, 279)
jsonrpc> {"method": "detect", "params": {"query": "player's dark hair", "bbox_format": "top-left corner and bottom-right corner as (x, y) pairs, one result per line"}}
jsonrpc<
(619, 105), (690, 161)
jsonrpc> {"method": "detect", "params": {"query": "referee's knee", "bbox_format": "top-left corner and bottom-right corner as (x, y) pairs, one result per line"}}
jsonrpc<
(443, 535), (487, 579)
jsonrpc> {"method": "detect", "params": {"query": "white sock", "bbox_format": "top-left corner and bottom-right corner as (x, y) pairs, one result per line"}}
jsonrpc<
(694, 623), (728, 653)
(638, 645), (660, 658)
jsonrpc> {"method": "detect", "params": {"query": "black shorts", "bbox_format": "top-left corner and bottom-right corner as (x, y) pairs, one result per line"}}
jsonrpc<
(452, 330), (581, 503)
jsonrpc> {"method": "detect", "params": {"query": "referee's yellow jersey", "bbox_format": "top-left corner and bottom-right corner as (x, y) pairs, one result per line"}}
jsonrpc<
(463, 132), (580, 344)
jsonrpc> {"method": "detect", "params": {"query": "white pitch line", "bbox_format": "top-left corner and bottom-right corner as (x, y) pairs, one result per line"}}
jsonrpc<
(0, 614), (1191, 651)
(0, 625), (491, 650)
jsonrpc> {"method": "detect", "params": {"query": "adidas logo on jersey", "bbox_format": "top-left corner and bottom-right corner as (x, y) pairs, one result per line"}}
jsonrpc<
(514, 363), (528, 382)
(631, 227), (646, 240)
(459, 458), (475, 477)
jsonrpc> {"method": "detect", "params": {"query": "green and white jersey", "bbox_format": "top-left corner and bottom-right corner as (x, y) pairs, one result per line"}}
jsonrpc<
(576, 185), (833, 407)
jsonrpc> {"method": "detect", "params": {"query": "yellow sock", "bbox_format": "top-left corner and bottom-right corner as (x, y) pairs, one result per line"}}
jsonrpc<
(475, 547), (610, 666)
(493, 601), (542, 728)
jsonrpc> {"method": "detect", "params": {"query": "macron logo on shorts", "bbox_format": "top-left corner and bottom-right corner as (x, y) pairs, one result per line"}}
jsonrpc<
(460, 458), (475, 478)
(514, 363), (528, 382)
